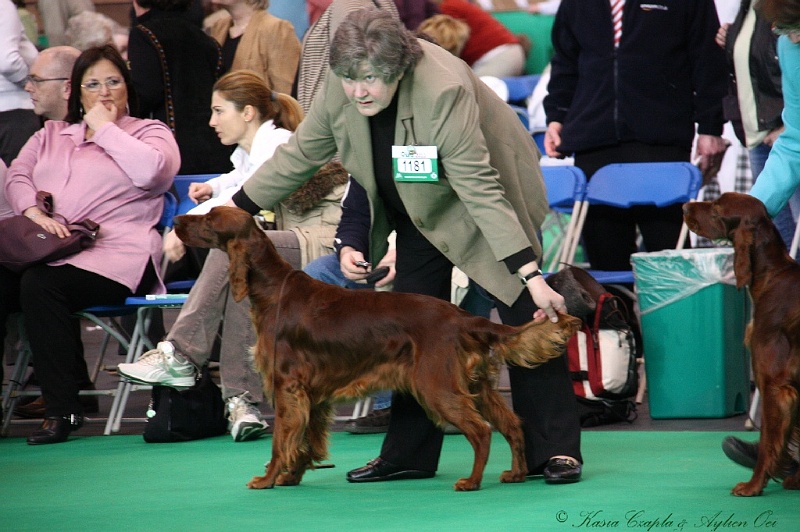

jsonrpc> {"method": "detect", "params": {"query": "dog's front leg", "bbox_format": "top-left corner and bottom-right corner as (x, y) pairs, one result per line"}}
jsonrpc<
(273, 382), (312, 487)
(732, 381), (790, 496)
(247, 393), (291, 489)
(247, 419), (284, 489)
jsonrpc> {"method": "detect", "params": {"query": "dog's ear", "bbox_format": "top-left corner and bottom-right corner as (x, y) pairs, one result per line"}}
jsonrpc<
(731, 221), (754, 289)
(227, 239), (250, 302)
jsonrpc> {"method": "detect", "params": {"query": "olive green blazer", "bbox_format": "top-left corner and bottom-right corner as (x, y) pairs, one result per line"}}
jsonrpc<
(242, 40), (548, 305)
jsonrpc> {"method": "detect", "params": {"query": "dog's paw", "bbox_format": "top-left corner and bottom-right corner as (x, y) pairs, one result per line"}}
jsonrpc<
(499, 469), (526, 483)
(247, 475), (276, 489)
(454, 477), (481, 491)
(731, 481), (764, 497)
(276, 472), (302, 486)
(782, 474), (800, 490)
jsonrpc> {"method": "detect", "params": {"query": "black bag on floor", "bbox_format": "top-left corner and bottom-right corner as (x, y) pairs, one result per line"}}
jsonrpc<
(576, 396), (637, 428)
(547, 266), (639, 427)
(143, 367), (228, 443)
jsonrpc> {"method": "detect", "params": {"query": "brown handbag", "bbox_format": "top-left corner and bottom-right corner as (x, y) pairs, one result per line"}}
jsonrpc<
(0, 191), (100, 273)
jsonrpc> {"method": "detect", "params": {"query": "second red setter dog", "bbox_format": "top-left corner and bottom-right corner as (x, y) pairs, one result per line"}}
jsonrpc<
(683, 192), (800, 496)
(174, 206), (580, 491)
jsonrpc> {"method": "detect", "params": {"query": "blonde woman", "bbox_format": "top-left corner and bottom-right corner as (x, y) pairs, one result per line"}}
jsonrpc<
(418, 14), (470, 57)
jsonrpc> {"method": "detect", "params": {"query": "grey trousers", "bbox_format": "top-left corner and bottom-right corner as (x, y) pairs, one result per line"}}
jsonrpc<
(166, 230), (301, 405)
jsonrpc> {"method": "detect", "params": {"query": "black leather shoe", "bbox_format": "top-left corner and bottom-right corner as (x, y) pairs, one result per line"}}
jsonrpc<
(346, 457), (434, 483)
(722, 436), (800, 475)
(722, 436), (758, 469)
(543, 457), (582, 484)
(27, 415), (84, 445)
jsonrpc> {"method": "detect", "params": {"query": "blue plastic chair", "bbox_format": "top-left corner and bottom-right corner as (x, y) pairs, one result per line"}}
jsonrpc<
(532, 129), (546, 154)
(500, 74), (541, 104)
(540, 166), (587, 272)
(172, 174), (217, 215)
(575, 162), (703, 288)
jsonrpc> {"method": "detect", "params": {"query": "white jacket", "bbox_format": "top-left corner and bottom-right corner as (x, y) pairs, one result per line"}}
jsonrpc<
(188, 120), (293, 214)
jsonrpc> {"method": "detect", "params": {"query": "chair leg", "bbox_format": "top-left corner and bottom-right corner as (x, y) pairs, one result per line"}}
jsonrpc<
(2, 339), (33, 437)
(745, 388), (760, 430)
(352, 397), (373, 419)
(105, 307), (153, 434)
(635, 358), (646, 404)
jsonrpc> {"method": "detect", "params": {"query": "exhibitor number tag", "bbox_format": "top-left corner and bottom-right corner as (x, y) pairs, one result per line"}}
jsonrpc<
(392, 145), (439, 182)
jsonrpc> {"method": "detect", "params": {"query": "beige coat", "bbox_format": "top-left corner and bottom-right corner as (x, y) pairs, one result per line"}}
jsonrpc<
(208, 10), (301, 95)
(242, 40), (548, 305)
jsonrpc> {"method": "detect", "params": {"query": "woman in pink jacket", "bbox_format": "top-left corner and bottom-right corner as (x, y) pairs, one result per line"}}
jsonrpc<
(1, 45), (180, 445)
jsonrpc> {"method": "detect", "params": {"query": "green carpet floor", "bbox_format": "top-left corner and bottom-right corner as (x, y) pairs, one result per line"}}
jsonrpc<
(1, 431), (797, 531)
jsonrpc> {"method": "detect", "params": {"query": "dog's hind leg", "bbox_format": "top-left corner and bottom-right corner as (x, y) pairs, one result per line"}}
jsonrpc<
(421, 387), (492, 491)
(474, 381), (527, 484)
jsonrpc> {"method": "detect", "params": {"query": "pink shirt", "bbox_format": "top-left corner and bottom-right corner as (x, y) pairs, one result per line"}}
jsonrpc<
(6, 116), (180, 293)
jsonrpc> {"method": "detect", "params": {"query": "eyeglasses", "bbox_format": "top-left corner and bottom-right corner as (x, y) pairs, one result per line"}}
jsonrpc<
(80, 78), (125, 92)
(25, 75), (68, 87)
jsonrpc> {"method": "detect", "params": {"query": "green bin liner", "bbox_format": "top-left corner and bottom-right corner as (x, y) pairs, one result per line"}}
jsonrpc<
(631, 249), (750, 418)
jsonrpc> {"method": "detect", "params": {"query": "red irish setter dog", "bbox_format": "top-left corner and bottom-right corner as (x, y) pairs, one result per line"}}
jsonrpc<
(174, 207), (580, 492)
(683, 192), (800, 496)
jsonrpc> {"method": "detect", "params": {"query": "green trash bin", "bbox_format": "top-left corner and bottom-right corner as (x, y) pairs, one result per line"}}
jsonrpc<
(631, 248), (750, 419)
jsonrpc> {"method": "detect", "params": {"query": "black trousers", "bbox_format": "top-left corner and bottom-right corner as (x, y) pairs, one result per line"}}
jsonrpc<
(0, 262), (157, 416)
(378, 220), (582, 473)
(574, 142), (691, 271)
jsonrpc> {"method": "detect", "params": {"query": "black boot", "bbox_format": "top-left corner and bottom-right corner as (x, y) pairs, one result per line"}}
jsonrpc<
(27, 415), (84, 445)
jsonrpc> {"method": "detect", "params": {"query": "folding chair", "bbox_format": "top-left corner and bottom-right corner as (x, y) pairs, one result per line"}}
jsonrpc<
(571, 161), (703, 292)
(1, 192), (187, 436)
(540, 165), (587, 272)
(531, 129), (546, 154)
(171, 174), (217, 208)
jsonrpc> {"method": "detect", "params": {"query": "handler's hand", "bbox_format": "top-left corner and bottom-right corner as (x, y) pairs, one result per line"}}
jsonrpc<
(372, 248), (397, 288)
(526, 275), (567, 322)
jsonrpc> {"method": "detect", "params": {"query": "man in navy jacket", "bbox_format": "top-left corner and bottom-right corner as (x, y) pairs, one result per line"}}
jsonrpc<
(543, 0), (728, 272)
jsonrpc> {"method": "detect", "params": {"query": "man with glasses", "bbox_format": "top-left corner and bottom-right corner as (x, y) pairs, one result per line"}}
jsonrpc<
(0, 0), (40, 166)
(24, 46), (81, 122)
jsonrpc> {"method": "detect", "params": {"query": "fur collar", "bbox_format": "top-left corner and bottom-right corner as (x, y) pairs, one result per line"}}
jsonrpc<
(282, 161), (349, 215)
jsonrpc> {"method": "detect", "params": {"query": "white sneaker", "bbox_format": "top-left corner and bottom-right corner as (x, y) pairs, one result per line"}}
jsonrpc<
(228, 393), (269, 442)
(117, 341), (197, 388)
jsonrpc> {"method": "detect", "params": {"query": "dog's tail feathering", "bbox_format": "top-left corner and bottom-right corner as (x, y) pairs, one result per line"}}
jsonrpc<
(492, 314), (582, 368)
